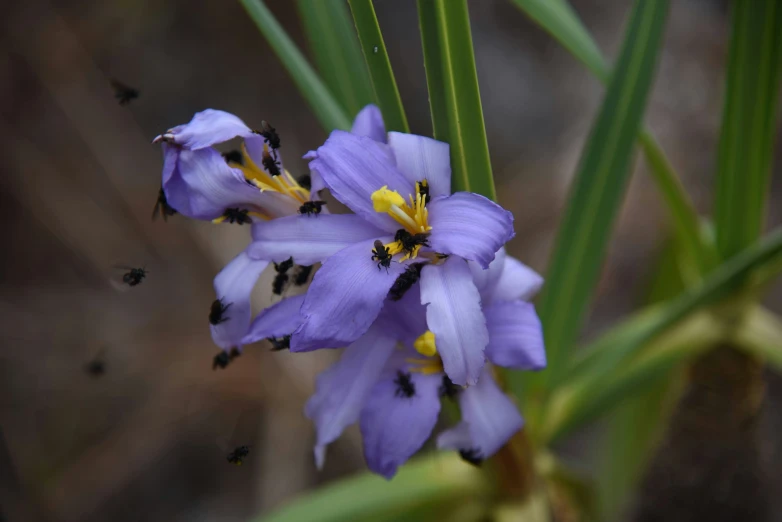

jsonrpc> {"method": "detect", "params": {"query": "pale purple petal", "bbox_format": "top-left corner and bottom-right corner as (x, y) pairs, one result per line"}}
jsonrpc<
(420, 257), (488, 386)
(305, 325), (396, 469)
(247, 214), (386, 265)
(309, 130), (414, 232)
(242, 294), (306, 344)
(484, 301), (546, 371)
(291, 238), (406, 352)
(360, 372), (441, 479)
(379, 287), (428, 348)
(387, 132), (451, 197)
(427, 192), (515, 269)
(156, 109), (254, 149)
(437, 368), (523, 460)
(469, 247), (506, 304)
(351, 104), (387, 143)
(210, 252), (270, 351)
(489, 255), (544, 303)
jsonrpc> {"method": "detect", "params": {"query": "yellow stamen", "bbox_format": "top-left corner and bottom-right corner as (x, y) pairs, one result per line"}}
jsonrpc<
(405, 356), (443, 375)
(238, 143), (311, 204)
(414, 330), (437, 357)
(212, 215), (228, 224)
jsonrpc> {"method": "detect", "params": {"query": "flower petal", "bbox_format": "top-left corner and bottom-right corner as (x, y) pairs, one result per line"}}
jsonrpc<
(437, 368), (523, 460)
(309, 130), (414, 232)
(484, 301), (546, 371)
(427, 192), (514, 269)
(210, 252), (270, 351)
(247, 214), (386, 265)
(291, 238), (407, 352)
(387, 132), (451, 197)
(360, 372), (441, 479)
(420, 257), (488, 386)
(469, 247), (506, 304)
(489, 255), (544, 303)
(305, 325), (396, 469)
(351, 104), (387, 143)
(242, 294), (306, 344)
(157, 109), (254, 150)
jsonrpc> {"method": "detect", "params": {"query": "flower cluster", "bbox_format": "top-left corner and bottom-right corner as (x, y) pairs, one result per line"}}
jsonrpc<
(155, 105), (546, 478)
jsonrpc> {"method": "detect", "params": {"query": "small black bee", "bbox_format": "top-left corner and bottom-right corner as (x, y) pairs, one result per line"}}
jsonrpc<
(372, 240), (392, 271)
(416, 180), (431, 204)
(394, 371), (416, 398)
(221, 208), (252, 225)
(388, 263), (424, 301)
(152, 188), (177, 222)
(293, 265), (313, 286)
(209, 299), (232, 325)
(299, 200), (325, 216)
(226, 445), (250, 465)
(272, 258), (294, 295)
(256, 120), (281, 151)
(222, 149), (244, 166)
(111, 79), (139, 105)
(439, 375), (460, 399)
(262, 149), (281, 176)
(122, 267), (147, 287)
(458, 448), (484, 466)
(267, 335), (291, 351)
(395, 229), (430, 255)
(297, 174), (312, 191)
(213, 347), (241, 370)
(84, 349), (106, 377)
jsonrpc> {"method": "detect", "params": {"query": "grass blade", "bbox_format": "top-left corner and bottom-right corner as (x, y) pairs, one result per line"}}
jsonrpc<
(348, 0), (409, 133)
(296, 0), (375, 117)
(417, 0), (495, 199)
(714, 0), (782, 260)
(239, 0), (352, 132)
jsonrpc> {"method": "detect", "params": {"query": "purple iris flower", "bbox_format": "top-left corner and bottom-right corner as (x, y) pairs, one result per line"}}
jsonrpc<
(305, 249), (545, 478)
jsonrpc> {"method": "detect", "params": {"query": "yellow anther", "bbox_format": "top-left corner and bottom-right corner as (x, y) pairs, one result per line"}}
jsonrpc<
(414, 331), (438, 357)
(237, 144), (311, 204)
(371, 186), (406, 212)
(405, 356), (443, 375)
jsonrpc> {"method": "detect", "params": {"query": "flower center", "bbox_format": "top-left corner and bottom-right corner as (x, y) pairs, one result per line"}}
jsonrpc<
(406, 330), (443, 375)
(232, 143), (311, 204)
(371, 180), (432, 262)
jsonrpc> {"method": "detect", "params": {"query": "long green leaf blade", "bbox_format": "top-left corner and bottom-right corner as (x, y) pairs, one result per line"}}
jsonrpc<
(417, 0), (495, 199)
(348, 0), (409, 133)
(534, 0), (670, 388)
(296, 0), (375, 117)
(714, 0), (782, 260)
(239, 0), (352, 132)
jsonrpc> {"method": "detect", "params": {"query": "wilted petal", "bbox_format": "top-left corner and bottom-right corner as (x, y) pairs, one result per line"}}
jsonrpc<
(420, 257), (488, 386)
(210, 252), (270, 350)
(489, 255), (544, 303)
(437, 368), (523, 460)
(351, 104), (387, 143)
(469, 247), (506, 304)
(387, 132), (451, 197)
(291, 238), (406, 352)
(427, 193), (514, 269)
(157, 109), (254, 150)
(242, 294), (306, 344)
(247, 214), (386, 265)
(360, 372), (441, 479)
(309, 130), (414, 232)
(484, 301), (546, 371)
(305, 325), (397, 469)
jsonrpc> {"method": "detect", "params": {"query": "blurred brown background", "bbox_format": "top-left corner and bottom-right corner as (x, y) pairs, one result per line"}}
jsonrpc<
(1, 0), (781, 521)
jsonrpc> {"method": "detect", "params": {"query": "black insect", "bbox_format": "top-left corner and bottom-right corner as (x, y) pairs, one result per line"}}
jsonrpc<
(222, 149), (244, 165)
(371, 240), (392, 271)
(299, 200), (326, 216)
(439, 375), (460, 399)
(417, 180), (431, 204)
(272, 258), (294, 295)
(267, 335), (291, 351)
(84, 349), (106, 377)
(388, 263), (424, 301)
(458, 448), (484, 466)
(256, 120), (281, 151)
(221, 208), (252, 225)
(209, 299), (232, 325)
(394, 229), (430, 255)
(213, 347), (241, 370)
(121, 267), (147, 287)
(262, 149), (281, 176)
(226, 445), (250, 465)
(111, 79), (139, 105)
(297, 174), (312, 191)
(152, 188), (177, 222)
(293, 265), (313, 286)
(394, 370), (416, 398)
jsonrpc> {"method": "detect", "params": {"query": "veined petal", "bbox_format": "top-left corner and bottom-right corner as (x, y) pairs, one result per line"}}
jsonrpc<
(387, 132), (451, 197)
(469, 247), (506, 304)
(489, 255), (544, 303)
(309, 130), (413, 232)
(437, 368), (523, 460)
(427, 193), (515, 269)
(360, 372), (441, 479)
(485, 301), (546, 371)
(210, 252), (270, 351)
(242, 294), (306, 345)
(157, 109), (254, 150)
(305, 325), (396, 469)
(247, 215), (386, 265)
(420, 258), (488, 386)
(351, 104), (387, 143)
(291, 238), (406, 352)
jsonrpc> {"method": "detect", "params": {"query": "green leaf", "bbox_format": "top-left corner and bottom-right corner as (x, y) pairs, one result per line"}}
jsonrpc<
(714, 0), (782, 260)
(257, 455), (489, 522)
(530, 0), (670, 390)
(239, 0), (352, 132)
(735, 305), (782, 373)
(348, 0), (410, 133)
(296, 0), (375, 118)
(417, 0), (495, 199)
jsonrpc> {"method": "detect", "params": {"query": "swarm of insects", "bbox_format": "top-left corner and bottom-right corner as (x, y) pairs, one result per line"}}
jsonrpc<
(388, 263), (424, 301)
(152, 188), (177, 222)
(209, 299), (232, 325)
(111, 79), (139, 105)
(372, 240), (392, 271)
(299, 200), (325, 216)
(226, 445), (250, 465)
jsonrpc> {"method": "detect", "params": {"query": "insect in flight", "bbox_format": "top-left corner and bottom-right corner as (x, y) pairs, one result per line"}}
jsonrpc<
(209, 299), (232, 325)
(388, 263), (424, 301)
(110, 79), (139, 106)
(272, 258), (294, 296)
(152, 187), (177, 222)
(84, 348), (107, 377)
(394, 229), (430, 255)
(371, 240), (392, 272)
(226, 445), (250, 466)
(299, 200), (325, 216)
(110, 266), (148, 292)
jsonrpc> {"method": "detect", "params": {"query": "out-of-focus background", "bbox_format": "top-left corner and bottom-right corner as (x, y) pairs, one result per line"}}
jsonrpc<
(1, 0), (781, 521)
